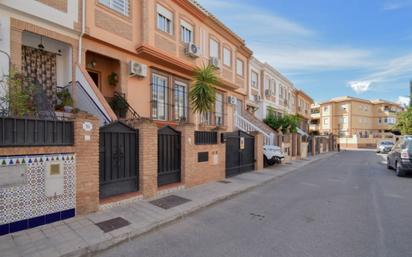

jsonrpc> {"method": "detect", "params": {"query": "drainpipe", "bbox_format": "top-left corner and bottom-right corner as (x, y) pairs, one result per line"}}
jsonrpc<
(0, 49), (11, 76)
(78, 0), (86, 65)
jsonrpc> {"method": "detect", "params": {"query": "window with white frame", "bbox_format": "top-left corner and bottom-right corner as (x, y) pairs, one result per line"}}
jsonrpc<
(180, 20), (193, 43)
(157, 4), (173, 34)
(152, 74), (168, 121)
(99, 0), (129, 16)
(236, 59), (244, 77)
(323, 118), (329, 125)
(173, 81), (187, 121)
(209, 38), (219, 58)
(223, 47), (231, 67)
(215, 93), (224, 126)
(251, 71), (258, 88)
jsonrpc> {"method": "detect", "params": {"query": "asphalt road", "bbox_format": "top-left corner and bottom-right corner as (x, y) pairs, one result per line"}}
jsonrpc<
(96, 151), (412, 257)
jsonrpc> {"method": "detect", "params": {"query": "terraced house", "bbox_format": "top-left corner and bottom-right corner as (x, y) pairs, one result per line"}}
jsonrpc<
(0, 0), (323, 236)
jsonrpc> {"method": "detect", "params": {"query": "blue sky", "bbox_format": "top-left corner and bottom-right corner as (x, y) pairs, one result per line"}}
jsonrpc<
(196, 0), (412, 104)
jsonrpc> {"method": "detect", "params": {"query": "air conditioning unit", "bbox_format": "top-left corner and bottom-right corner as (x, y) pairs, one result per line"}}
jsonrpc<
(265, 89), (271, 97)
(129, 61), (148, 77)
(184, 42), (200, 58)
(228, 96), (237, 105)
(209, 57), (220, 69)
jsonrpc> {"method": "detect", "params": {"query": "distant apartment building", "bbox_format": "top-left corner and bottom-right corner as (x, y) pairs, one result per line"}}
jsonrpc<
(310, 96), (403, 147)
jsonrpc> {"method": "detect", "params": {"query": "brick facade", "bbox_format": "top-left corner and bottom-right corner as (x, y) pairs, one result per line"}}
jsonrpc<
(177, 124), (226, 188)
(36, 0), (68, 13)
(73, 113), (100, 215)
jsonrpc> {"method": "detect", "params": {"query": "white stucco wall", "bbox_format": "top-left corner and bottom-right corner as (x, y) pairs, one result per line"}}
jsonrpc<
(0, 0), (78, 30)
(0, 15), (10, 76)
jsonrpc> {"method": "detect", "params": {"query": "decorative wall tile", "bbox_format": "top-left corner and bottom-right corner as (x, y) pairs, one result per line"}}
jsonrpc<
(0, 153), (76, 225)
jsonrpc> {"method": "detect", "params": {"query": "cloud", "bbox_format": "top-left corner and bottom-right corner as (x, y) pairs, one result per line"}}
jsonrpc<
(397, 96), (410, 106)
(383, 0), (412, 10)
(348, 53), (412, 93)
(196, 0), (314, 38)
(251, 43), (375, 71)
(348, 81), (372, 94)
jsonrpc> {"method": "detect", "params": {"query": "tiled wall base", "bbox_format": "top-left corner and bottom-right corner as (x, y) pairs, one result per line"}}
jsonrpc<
(0, 208), (75, 236)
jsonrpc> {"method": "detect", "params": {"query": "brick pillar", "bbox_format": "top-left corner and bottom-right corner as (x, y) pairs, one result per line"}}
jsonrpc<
(312, 137), (316, 156)
(131, 119), (158, 198)
(252, 132), (264, 170)
(292, 134), (298, 157)
(74, 113), (100, 215)
(176, 123), (195, 186)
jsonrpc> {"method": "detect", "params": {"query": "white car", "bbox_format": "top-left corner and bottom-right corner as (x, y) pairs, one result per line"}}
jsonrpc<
(376, 141), (394, 153)
(264, 145), (285, 166)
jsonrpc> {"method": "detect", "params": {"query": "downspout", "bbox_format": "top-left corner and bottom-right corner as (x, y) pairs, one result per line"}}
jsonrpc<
(73, 0), (86, 109)
(78, 0), (86, 65)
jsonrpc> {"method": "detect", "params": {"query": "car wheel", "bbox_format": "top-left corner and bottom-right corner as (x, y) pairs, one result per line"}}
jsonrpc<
(387, 158), (392, 170)
(396, 161), (406, 177)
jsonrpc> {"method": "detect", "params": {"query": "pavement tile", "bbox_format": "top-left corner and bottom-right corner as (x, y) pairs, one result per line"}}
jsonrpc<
(0, 152), (336, 257)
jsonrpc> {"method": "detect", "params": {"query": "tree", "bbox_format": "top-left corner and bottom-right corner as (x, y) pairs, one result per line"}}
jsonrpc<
(189, 65), (218, 116)
(395, 107), (412, 135)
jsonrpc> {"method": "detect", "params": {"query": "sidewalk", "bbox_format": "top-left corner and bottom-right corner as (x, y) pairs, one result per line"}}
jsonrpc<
(0, 152), (336, 257)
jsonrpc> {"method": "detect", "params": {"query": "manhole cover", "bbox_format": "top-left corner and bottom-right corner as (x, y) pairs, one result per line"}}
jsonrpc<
(95, 217), (130, 233)
(150, 195), (191, 209)
(219, 180), (231, 184)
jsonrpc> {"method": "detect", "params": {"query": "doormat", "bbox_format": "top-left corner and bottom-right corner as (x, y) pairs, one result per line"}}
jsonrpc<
(150, 195), (191, 209)
(218, 180), (231, 184)
(95, 217), (130, 233)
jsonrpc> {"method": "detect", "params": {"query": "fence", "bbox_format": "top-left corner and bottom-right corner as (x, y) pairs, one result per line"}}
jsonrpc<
(0, 116), (74, 147)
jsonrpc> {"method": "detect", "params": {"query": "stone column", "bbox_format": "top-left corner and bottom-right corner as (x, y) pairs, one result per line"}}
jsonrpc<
(131, 119), (158, 198)
(74, 112), (100, 215)
(176, 123), (195, 187)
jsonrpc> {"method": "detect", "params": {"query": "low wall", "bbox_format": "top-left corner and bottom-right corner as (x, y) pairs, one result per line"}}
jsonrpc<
(0, 113), (100, 236)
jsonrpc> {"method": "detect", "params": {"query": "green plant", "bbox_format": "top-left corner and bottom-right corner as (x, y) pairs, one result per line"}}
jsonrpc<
(56, 88), (73, 108)
(189, 65), (219, 116)
(108, 72), (118, 86)
(109, 94), (128, 118)
(264, 113), (299, 134)
(0, 71), (35, 117)
(395, 107), (412, 135)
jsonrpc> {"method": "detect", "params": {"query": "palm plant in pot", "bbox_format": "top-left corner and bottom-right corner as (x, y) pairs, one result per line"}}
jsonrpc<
(190, 65), (219, 125)
(56, 88), (74, 113)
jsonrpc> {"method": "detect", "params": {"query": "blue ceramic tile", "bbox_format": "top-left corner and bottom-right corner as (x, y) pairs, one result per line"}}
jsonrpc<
(9, 220), (27, 233)
(61, 209), (75, 220)
(28, 216), (45, 228)
(45, 212), (60, 224)
(0, 224), (9, 236)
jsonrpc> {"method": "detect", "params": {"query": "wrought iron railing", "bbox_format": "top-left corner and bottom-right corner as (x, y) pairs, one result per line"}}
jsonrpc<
(194, 131), (218, 145)
(113, 91), (141, 120)
(0, 116), (74, 147)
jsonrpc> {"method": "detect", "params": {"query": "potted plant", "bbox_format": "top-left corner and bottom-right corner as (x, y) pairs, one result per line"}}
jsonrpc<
(109, 94), (128, 118)
(56, 88), (74, 113)
(108, 72), (119, 86)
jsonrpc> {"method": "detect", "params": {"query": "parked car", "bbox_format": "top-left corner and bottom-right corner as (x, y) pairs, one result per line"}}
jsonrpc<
(264, 145), (285, 166)
(376, 141), (394, 153)
(387, 136), (412, 176)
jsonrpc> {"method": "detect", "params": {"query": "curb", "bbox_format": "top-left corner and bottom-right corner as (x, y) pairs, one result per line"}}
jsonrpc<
(66, 152), (337, 257)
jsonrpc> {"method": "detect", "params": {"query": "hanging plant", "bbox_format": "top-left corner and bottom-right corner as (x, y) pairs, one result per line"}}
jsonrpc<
(108, 72), (119, 86)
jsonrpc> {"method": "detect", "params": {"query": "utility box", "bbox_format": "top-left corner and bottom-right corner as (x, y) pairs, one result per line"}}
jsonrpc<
(45, 161), (64, 197)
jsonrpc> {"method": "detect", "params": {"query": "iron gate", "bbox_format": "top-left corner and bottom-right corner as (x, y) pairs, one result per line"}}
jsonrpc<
(158, 126), (181, 186)
(224, 130), (255, 178)
(99, 122), (138, 199)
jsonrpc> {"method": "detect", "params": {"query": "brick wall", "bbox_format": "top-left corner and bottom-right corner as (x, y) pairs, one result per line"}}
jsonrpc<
(177, 124), (226, 188)
(129, 119), (158, 198)
(73, 113), (100, 215)
(36, 0), (68, 13)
